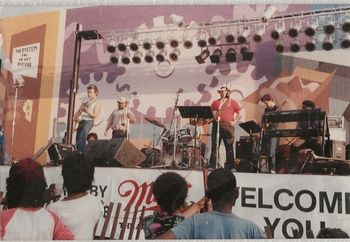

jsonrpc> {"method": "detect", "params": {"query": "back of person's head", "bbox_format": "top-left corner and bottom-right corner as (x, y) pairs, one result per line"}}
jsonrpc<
(153, 172), (188, 214)
(6, 158), (47, 209)
(261, 94), (274, 102)
(206, 168), (238, 205)
(302, 100), (316, 109)
(317, 228), (349, 238)
(87, 132), (98, 141)
(62, 151), (95, 195)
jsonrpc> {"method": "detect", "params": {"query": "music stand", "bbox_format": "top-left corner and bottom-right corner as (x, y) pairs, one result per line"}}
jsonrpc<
(178, 106), (213, 168)
(239, 120), (261, 139)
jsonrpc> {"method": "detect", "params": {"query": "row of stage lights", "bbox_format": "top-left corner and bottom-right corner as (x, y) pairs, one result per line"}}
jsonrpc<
(103, 7), (350, 64)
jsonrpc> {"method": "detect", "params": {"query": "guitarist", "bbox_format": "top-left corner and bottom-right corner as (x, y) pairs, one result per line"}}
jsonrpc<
(73, 84), (101, 152)
(209, 85), (240, 170)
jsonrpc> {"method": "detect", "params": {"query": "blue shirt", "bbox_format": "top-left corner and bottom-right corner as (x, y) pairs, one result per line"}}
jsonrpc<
(171, 210), (263, 239)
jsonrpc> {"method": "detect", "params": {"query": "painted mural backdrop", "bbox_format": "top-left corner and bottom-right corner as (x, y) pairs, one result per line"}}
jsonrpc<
(57, 4), (349, 150)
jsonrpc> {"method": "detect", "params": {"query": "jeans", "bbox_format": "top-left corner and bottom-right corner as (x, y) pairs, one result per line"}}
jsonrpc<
(209, 121), (235, 169)
(76, 120), (94, 153)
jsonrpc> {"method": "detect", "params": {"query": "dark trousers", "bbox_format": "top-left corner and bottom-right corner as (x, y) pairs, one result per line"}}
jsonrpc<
(76, 120), (94, 153)
(209, 121), (235, 169)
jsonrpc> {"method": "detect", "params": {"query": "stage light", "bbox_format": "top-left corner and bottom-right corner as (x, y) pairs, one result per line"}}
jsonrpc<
(144, 50), (155, 63)
(129, 41), (139, 51)
(322, 34), (334, 51)
(121, 51), (130, 64)
(118, 41), (127, 52)
(240, 46), (254, 61)
(324, 18), (335, 34)
(169, 36), (179, 48)
(183, 35), (193, 49)
(225, 48), (236, 62)
(342, 16), (350, 32)
(225, 30), (235, 43)
(271, 22), (285, 40)
(275, 39), (284, 53)
(340, 32), (350, 48)
(132, 51), (143, 64)
(143, 38), (152, 50)
(106, 37), (117, 53)
(110, 55), (118, 64)
(237, 27), (250, 44)
(210, 48), (222, 63)
(156, 49), (167, 62)
(169, 48), (180, 61)
(262, 5), (277, 22)
(288, 20), (302, 38)
(305, 17), (318, 37)
(208, 29), (221, 45)
(290, 38), (301, 52)
(170, 14), (184, 27)
(197, 30), (207, 48)
(253, 24), (265, 42)
(305, 37), (316, 51)
(195, 49), (210, 64)
(156, 37), (165, 49)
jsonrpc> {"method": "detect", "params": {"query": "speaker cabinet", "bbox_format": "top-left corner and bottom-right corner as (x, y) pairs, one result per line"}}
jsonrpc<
(110, 138), (146, 167)
(86, 138), (146, 167)
(48, 143), (76, 166)
(236, 141), (254, 160)
(325, 140), (346, 160)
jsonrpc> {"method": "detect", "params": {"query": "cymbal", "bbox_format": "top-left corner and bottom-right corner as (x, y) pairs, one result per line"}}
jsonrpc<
(189, 118), (213, 126)
(144, 117), (165, 128)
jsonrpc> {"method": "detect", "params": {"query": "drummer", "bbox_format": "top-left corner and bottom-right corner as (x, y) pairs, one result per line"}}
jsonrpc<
(104, 97), (136, 138)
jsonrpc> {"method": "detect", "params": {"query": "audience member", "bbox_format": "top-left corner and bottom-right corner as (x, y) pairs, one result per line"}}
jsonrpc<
(0, 158), (74, 240)
(157, 168), (263, 239)
(143, 172), (206, 239)
(87, 132), (98, 142)
(317, 227), (349, 238)
(48, 151), (103, 240)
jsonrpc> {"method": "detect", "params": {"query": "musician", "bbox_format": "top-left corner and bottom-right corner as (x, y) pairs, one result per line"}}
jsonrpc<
(73, 84), (101, 153)
(293, 99), (322, 155)
(104, 97), (135, 139)
(260, 94), (280, 172)
(209, 86), (240, 170)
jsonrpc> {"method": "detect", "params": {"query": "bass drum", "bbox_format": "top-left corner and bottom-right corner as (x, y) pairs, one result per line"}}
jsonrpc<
(177, 128), (192, 144)
(162, 143), (182, 166)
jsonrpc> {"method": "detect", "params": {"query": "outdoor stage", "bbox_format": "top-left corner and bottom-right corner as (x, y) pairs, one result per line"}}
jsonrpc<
(1, 165), (350, 239)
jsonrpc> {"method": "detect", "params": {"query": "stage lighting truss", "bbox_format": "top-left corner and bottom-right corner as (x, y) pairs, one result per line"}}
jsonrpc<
(99, 6), (350, 64)
(271, 22), (286, 40)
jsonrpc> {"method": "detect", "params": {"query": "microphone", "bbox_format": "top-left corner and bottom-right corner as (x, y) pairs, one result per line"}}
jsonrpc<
(131, 91), (137, 95)
(177, 88), (183, 94)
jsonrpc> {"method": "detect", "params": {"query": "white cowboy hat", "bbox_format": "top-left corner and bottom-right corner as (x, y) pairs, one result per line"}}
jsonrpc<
(117, 97), (128, 103)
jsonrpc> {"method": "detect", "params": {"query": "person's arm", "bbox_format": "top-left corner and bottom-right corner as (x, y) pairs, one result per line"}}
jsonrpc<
(155, 229), (176, 239)
(181, 196), (207, 218)
(104, 114), (113, 136)
(127, 111), (136, 123)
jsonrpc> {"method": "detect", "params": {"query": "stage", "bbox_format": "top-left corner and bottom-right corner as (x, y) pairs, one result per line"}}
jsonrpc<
(1, 165), (350, 239)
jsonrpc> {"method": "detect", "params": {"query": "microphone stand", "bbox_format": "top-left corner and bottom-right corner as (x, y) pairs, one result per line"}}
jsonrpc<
(170, 91), (181, 166)
(10, 82), (24, 160)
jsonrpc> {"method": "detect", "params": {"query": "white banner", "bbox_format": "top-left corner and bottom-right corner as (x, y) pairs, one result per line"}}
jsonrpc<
(12, 43), (40, 78)
(1, 166), (350, 239)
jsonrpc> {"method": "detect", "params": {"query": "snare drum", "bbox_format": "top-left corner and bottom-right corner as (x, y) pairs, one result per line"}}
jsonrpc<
(160, 129), (174, 144)
(177, 128), (193, 144)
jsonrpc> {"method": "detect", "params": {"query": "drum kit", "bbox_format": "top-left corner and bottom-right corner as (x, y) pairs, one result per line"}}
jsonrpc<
(142, 116), (205, 169)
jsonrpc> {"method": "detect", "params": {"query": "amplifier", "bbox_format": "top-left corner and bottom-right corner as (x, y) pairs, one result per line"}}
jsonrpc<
(236, 141), (254, 160)
(325, 140), (346, 160)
